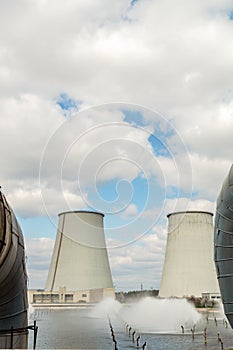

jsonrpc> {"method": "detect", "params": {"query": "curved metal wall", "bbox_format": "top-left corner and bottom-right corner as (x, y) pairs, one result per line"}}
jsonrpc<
(0, 191), (28, 348)
(214, 164), (233, 327)
(159, 211), (220, 298)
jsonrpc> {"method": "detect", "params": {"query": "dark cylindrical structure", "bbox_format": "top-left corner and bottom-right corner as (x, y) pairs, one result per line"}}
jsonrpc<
(0, 191), (28, 348)
(214, 165), (233, 327)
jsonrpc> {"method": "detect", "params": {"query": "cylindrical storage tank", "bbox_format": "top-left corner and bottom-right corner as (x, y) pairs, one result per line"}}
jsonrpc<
(0, 191), (28, 349)
(45, 211), (114, 297)
(214, 165), (233, 327)
(159, 211), (220, 298)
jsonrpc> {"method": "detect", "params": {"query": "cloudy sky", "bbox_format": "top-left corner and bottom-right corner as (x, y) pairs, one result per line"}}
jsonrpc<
(0, 0), (233, 291)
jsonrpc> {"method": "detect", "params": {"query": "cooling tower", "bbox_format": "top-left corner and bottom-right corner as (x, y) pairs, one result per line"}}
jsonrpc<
(159, 211), (220, 298)
(45, 211), (114, 301)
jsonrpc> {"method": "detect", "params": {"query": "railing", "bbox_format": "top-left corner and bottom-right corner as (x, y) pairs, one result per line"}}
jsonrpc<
(0, 321), (38, 349)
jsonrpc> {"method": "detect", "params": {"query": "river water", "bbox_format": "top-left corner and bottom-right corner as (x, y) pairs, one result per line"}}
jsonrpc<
(28, 298), (233, 350)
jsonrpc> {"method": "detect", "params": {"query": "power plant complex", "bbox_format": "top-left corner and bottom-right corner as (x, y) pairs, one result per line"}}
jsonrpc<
(159, 211), (220, 299)
(29, 209), (221, 304)
(29, 211), (115, 304)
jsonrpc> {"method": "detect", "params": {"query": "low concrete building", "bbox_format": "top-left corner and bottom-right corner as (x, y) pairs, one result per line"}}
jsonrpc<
(28, 286), (114, 305)
(202, 292), (221, 301)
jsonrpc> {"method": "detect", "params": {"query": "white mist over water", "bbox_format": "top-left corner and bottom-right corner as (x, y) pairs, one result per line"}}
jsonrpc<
(122, 297), (202, 333)
(90, 298), (122, 318)
(91, 297), (202, 333)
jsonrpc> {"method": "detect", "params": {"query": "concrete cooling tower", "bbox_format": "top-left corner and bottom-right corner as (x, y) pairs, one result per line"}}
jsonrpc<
(44, 211), (115, 303)
(159, 211), (220, 298)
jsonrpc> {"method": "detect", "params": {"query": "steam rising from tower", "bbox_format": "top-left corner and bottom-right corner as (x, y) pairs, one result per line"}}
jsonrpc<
(159, 211), (220, 298)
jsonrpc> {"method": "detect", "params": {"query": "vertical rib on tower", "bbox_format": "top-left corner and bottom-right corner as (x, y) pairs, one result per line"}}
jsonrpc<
(45, 211), (114, 301)
(159, 211), (220, 298)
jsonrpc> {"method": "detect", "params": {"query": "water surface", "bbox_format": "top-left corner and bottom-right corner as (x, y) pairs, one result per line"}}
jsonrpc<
(28, 299), (233, 349)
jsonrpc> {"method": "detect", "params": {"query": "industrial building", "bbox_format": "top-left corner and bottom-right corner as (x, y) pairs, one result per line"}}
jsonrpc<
(29, 211), (115, 304)
(159, 211), (220, 298)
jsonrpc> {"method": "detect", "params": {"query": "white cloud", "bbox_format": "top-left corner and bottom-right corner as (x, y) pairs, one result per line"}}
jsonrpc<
(189, 154), (231, 199)
(25, 237), (54, 289)
(163, 197), (216, 217)
(121, 203), (138, 217)
(1, 0), (233, 291)
(109, 231), (166, 291)
(0, 0), (232, 108)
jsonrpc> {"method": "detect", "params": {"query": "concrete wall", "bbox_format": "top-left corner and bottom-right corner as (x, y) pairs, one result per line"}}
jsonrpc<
(159, 211), (220, 298)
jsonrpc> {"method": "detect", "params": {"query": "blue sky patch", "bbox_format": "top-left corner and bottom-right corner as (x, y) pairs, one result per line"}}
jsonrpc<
(56, 93), (81, 111)
(148, 133), (171, 157)
(130, 0), (139, 5)
(123, 109), (147, 126)
(19, 215), (58, 240)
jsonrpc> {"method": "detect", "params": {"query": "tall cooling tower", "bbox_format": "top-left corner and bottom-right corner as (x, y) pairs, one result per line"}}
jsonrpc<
(159, 211), (220, 298)
(45, 211), (114, 297)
